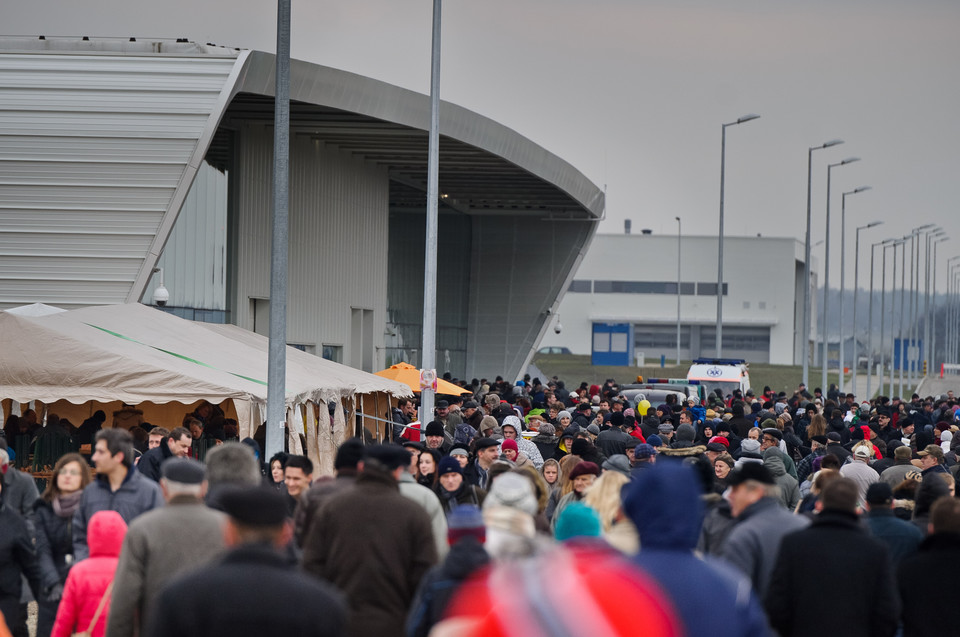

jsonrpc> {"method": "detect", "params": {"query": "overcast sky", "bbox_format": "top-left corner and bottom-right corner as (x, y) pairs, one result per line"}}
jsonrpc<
(6, 0), (959, 292)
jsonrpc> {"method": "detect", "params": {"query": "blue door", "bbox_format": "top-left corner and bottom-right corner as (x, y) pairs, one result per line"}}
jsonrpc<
(592, 322), (632, 366)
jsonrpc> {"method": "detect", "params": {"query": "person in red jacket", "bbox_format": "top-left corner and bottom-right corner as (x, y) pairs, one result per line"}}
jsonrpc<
(51, 511), (127, 637)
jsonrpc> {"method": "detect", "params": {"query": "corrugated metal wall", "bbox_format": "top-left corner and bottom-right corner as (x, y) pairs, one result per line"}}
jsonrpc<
(232, 124), (390, 367)
(0, 52), (238, 308)
(144, 160), (228, 311)
(467, 216), (593, 379)
(386, 210), (471, 376)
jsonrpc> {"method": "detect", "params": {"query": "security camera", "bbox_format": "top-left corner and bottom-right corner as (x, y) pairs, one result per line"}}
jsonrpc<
(153, 284), (169, 307)
(554, 321), (563, 335)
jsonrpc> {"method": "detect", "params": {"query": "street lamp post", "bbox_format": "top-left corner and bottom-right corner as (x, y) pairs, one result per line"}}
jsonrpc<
(881, 239), (902, 398)
(941, 256), (960, 374)
(802, 139), (844, 387)
(925, 233), (947, 375)
(717, 113), (760, 357)
(420, 0), (443, 422)
(868, 238), (896, 399)
(839, 185), (871, 394)
(822, 156), (860, 394)
(851, 218), (881, 397)
(676, 216), (682, 366)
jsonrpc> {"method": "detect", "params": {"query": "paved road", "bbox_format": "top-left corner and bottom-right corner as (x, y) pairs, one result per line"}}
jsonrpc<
(916, 376), (960, 398)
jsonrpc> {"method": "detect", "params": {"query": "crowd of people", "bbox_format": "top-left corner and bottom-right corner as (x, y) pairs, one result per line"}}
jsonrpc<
(2, 375), (960, 636)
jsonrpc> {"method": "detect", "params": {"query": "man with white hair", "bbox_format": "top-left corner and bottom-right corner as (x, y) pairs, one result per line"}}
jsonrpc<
(840, 442), (880, 505)
(106, 458), (226, 637)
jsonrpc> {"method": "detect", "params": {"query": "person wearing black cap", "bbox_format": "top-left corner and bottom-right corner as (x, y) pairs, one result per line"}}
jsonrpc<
(765, 478), (900, 637)
(719, 463), (809, 593)
(107, 458), (226, 637)
(303, 444), (437, 637)
(145, 486), (345, 637)
(462, 438), (500, 490)
(863, 482), (922, 567)
(423, 421), (452, 455)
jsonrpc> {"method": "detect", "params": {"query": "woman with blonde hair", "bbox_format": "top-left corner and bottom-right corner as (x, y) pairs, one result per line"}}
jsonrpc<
(584, 471), (638, 554)
(545, 453), (582, 522)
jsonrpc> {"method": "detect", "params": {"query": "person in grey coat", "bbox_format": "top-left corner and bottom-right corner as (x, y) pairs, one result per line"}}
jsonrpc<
(762, 447), (801, 510)
(72, 429), (163, 561)
(720, 463), (809, 592)
(106, 458), (227, 637)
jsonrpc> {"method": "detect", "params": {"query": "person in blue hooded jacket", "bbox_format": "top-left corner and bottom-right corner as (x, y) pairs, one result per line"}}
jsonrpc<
(622, 462), (770, 637)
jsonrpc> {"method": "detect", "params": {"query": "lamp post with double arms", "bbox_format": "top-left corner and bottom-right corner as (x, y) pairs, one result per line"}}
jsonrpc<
(802, 139), (844, 386)
(716, 113), (760, 357)
(821, 156), (859, 394)
(851, 219), (881, 397)
(839, 185), (871, 394)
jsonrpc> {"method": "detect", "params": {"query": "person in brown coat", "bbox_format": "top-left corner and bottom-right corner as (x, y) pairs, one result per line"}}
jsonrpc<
(302, 445), (438, 637)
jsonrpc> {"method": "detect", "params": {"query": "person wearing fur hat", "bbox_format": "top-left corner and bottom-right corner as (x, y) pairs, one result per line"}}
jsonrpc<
(550, 461), (600, 533)
(433, 457), (485, 513)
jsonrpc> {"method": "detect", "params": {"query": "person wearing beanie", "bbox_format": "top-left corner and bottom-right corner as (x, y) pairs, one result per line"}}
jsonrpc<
(406, 505), (489, 637)
(646, 434), (664, 449)
(631, 444), (657, 474)
(498, 438), (533, 471)
(671, 423), (696, 449)
(554, 501), (603, 542)
(863, 482), (922, 567)
(530, 422), (558, 463)
(423, 421), (452, 455)
(597, 412), (635, 458)
(500, 415), (544, 469)
(433, 456), (485, 514)
(551, 461), (601, 531)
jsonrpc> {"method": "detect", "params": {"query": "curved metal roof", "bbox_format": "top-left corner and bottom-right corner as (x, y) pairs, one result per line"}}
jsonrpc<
(226, 51), (604, 218)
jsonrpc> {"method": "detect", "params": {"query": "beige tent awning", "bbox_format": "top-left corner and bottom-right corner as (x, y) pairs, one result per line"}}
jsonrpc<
(0, 303), (412, 407)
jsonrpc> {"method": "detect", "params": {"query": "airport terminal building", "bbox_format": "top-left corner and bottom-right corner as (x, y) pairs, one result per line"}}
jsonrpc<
(538, 232), (814, 366)
(0, 37), (604, 382)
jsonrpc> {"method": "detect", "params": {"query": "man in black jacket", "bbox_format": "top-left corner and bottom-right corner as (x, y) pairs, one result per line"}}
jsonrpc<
(897, 496), (960, 637)
(136, 427), (192, 482)
(145, 486), (345, 637)
(765, 477), (900, 637)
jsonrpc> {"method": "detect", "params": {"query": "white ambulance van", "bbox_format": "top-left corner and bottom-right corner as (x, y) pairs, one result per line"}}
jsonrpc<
(686, 358), (751, 399)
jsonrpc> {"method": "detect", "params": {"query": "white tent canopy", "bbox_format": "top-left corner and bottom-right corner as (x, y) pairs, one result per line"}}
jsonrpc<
(0, 302), (411, 422)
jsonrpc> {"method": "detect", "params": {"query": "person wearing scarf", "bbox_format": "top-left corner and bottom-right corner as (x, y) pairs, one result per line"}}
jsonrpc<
(33, 453), (92, 637)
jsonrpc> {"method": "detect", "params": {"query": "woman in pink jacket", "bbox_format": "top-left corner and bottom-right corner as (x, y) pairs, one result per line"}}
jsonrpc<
(51, 510), (127, 637)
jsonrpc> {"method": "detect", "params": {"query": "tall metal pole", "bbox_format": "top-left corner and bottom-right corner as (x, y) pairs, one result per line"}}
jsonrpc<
(866, 239), (884, 399)
(676, 216), (682, 365)
(839, 186), (871, 394)
(880, 242), (893, 397)
(822, 157), (859, 394)
(716, 113), (759, 358)
(420, 0), (443, 423)
(898, 237), (907, 399)
(940, 256), (960, 374)
(803, 139), (843, 386)
(266, 0), (291, 461)
(852, 220), (881, 397)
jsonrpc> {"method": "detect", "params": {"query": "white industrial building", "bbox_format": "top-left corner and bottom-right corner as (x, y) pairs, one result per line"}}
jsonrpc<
(538, 232), (816, 365)
(0, 36), (604, 381)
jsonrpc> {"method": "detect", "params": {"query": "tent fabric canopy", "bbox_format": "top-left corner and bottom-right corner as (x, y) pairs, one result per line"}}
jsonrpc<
(0, 303), (412, 408)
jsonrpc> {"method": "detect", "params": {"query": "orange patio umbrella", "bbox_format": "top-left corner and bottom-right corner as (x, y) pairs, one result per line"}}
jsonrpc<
(374, 362), (472, 395)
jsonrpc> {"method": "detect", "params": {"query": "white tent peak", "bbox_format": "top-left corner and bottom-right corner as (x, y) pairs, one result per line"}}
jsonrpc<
(4, 303), (67, 316)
